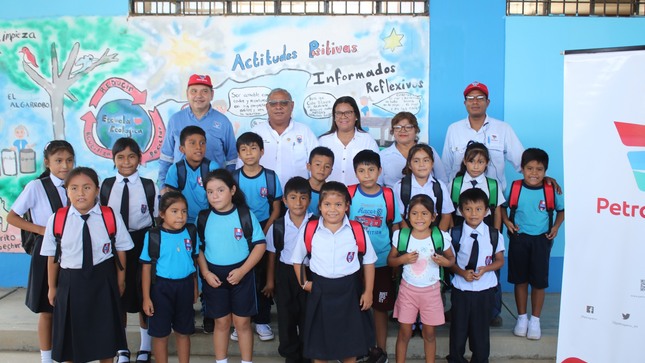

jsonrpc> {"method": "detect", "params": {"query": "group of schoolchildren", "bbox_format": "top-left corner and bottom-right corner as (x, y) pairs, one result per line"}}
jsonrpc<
(9, 122), (564, 363)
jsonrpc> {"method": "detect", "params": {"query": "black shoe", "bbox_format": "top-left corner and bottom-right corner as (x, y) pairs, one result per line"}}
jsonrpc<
(490, 315), (503, 327)
(135, 350), (151, 363)
(117, 350), (131, 363)
(367, 347), (388, 363)
(203, 317), (214, 333)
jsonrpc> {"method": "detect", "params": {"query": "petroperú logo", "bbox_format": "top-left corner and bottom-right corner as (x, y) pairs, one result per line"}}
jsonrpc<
(614, 121), (645, 191)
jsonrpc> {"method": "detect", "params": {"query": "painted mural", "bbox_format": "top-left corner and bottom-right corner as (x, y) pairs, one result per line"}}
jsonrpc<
(0, 16), (429, 253)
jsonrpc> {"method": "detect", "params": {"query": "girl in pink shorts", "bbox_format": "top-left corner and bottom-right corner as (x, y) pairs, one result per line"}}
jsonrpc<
(387, 194), (455, 363)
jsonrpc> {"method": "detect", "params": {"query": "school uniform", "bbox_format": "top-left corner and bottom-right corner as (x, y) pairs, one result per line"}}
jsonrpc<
(290, 216), (377, 360)
(307, 189), (320, 216)
(318, 129), (379, 185)
(199, 206), (266, 319)
(41, 203), (134, 363)
(103, 171), (159, 313)
(139, 226), (197, 337)
(248, 120), (320, 190)
(503, 181), (564, 289)
(452, 173), (506, 223)
(442, 116), (524, 191)
(448, 222), (505, 363)
(393, 175), (455, 216)
(379, 143), (448, 187)
(10, 174), (66, 313)
(266, 211), (313, 362)
(164, 158), (219, 224)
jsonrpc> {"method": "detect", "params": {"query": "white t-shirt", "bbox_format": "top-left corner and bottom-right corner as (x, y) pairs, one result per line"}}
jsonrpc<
(392, 229), (452, 287)
(318, 129), (379, 185)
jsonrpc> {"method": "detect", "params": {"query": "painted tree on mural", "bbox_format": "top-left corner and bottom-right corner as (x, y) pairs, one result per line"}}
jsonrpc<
(22, 42), (118, 139)
(0, 18), (144, 140)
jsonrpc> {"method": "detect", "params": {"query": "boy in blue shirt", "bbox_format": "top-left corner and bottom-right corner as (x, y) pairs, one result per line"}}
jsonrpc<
(233, 131), (283, 342)
(164, 126), (219, 224)
(349, 149), (402, 363)
(306, 146), (334, 216)
(501, 148), (564, 341)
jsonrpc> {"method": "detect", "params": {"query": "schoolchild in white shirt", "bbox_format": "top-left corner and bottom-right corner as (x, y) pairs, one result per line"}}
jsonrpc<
(292, 181), (377, 363)
(318, 96), (379, 185)
(265, 176), (313, 362)
(41, 167), (134, 363)
(101, 137), (159, 363)
(7, 140), (75, 363)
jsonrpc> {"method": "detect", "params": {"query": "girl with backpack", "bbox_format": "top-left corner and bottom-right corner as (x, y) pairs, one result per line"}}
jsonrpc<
(7, 140), (75, 363)
(387, 194), (455, 363)
(140, 191), (198, 363)
(196, 169), (267, 363)
(40, 167), (133, 363)
(100, 137), (159, 363)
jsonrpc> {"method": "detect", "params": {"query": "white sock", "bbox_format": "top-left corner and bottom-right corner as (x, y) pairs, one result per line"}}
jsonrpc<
(140, 327), (152, 351)
(518, 314), (528, 321)
(216, 359), (229, 363)
(40, 350), (52, 363)
(117, 350), (130, 363)
(241, 360), (252, 363)
(530, 315), (540, 322)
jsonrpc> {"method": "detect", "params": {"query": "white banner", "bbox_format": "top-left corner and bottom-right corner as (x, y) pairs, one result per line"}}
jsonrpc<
(559, 47), (645, 363)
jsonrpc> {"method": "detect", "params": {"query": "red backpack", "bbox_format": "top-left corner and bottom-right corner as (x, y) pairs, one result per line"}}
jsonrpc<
(53, 206), (123, 270)
(507, 180), (556, 232)
(346, 184), (396, 226)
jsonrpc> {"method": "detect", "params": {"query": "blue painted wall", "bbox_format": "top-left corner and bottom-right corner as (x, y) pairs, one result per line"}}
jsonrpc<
(3, 1), (645, 291)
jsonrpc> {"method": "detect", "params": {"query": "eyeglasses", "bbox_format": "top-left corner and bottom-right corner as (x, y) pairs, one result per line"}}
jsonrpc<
(465, 95), (487, 102)
(334, 110), (355, 118)
(267, 100), (292, 107)
(392, 125), (416, 132)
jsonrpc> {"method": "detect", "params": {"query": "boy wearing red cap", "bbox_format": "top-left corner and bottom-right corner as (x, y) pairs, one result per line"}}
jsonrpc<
(158, 74), (238, 188)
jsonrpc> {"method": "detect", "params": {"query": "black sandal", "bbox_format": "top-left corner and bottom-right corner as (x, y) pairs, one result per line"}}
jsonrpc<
(117, 350), (131, 363)
(135, 350), (151, 363)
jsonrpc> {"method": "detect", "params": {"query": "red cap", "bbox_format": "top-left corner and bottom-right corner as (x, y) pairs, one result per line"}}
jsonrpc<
(187, 74), (213, 88)
(463, 81), (488, 97)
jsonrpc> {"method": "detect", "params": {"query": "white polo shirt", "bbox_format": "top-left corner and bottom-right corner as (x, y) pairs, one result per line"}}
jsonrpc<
(442, 116), (524, 191)
(291, 216), (377, 278)
(41, 203), (134, 269)
(451, 222), (505, 292)
(318, 129), (379, 185)
(266, 211), (313, 265)
(379, 143), (448, 187)
(393, 176), (455, 216)
(11, 174), (67, 227)
(244, 120), (319, 190)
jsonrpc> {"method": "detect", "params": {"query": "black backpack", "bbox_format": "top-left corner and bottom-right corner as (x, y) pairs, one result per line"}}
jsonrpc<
(147, 225), (197, 283)
(21, 177), (63, 255)
(175, 158), (211, 191)
(450, 224), (500, 267)
(197, 204), (254, 253)
(232, 168), (277, 213)
(100, 176), (156, 225)
(399, 174), (443, 226)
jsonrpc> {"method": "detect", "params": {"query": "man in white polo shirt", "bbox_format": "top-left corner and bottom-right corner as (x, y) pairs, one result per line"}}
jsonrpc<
(246, 88), (319, 189)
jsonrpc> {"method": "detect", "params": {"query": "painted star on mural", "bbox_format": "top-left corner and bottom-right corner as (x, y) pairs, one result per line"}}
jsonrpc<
(383, 28), (404, 52)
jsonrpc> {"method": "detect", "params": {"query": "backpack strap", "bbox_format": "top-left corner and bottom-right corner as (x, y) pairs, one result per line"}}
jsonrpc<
(176, 160), (187, 191)
(53, 206), (71, 264)
(400, 174), (412, 219)
(543, 182), (556, 231)
(489, 226), (499, 262)
(430, 226), (445, 282)
(232, 168), (241, 184)
(141, 177), (157, 226)
(200, 159), (210, 185)
(347, 184), (358, 198)
(450, 175), (464, 208)
(148, 227), (161, 284)
(272, 217), (285, 257)
(99, 177), (116, 207)
(40, 177), (64, 211)
(382, 187), (395, 224)
(450, 224), (463, 255)
(396, 227), (412, 255)
(237, 204), (254, 253)
(507, 179), (523, 226)
(264, 168), (277, 207)
(185, 224), (198, 258)
(486, 177), (498, 209)
(303, 219), (319, 257)
(348, 220), (366, 256)
(197, 209), (211, 252)
(432, 177), (443, 224)
(100, 206), (123, 271)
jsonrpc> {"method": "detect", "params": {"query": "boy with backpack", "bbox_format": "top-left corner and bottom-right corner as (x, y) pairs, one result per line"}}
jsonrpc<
(265, 176), (314, 362)
(348, 150), (401, 363)
(447, 188), (505, 363)
(501, 148), (564, 341)
(163, 125), (220, 224)
(306, 146), (334, 216)
(232, 131), (283, 342)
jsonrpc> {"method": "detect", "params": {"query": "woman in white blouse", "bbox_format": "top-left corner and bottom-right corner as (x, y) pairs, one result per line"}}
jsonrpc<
(318, 96), (379, 185)
(379, 112), (447, 188)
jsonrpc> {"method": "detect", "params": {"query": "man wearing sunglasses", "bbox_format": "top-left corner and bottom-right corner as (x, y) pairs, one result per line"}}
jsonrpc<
(244, 88), (319, 190)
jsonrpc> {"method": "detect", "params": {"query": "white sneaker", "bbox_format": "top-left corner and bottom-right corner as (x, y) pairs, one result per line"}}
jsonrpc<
(527, 319), (541, 340)
(255, 323), (275, 341)
(230, 328), (239, 341)
(513, 316), (528, 337)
